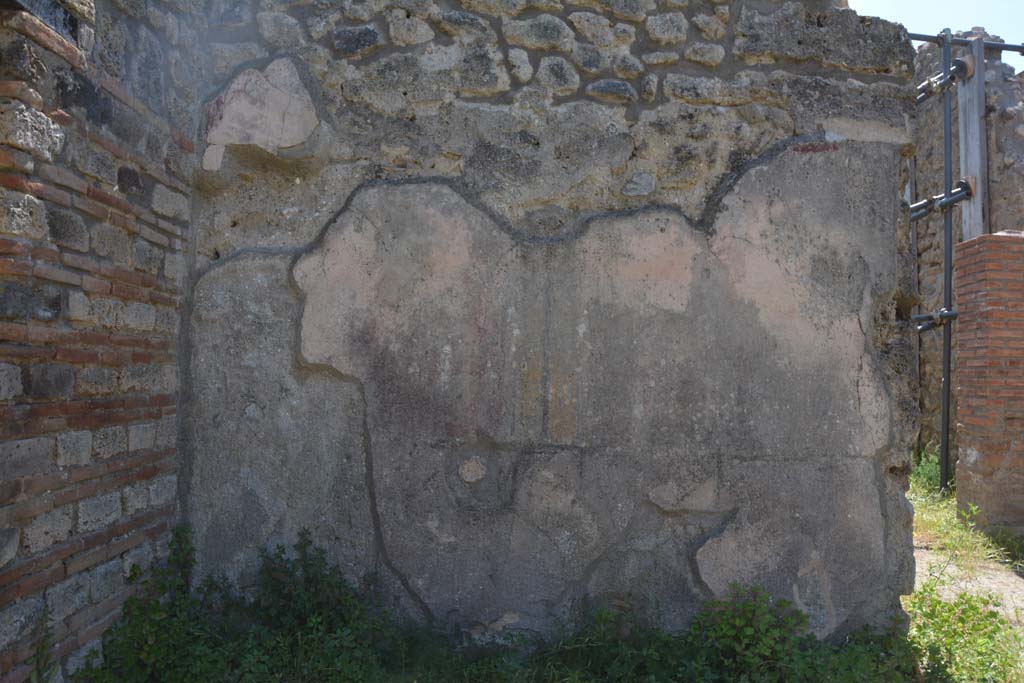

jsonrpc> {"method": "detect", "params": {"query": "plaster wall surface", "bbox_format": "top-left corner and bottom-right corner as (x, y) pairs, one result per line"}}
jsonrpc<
(184, 0), (919, 641)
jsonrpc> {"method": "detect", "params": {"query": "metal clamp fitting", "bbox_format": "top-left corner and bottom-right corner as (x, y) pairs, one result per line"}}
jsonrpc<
(908, 179), (973, 222)
(913, 308), (959, 333)
(915, 58), (972, 103)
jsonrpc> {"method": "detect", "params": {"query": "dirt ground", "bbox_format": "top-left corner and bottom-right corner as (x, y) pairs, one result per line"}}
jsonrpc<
(914, 546), (1024, 627)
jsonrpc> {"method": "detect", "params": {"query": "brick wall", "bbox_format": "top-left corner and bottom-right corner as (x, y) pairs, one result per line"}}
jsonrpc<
(0, 0), (199, 678)
(954, 232), (1024, 535)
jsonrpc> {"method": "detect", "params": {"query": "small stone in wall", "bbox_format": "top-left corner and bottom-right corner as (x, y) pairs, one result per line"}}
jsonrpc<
(508, 48), (533, 83)
(568, 11), (615, 46)
(388, 10), (435, 45)
(613, 23), (635, 45)
(642, 51), (679, 65)
(645, 12), (688, 45)
(571, 42), (608, 74)
(458, 44), (512, 96)
(693, 13), (726, 40)
(535, 56), (580, 96)
(332, 24), (385, 58)
(684, 42), (726, 67)
(460, 0), (562, 16)
(436, 10), (498, 44)
(258, 12), (307, 48)
(503, 14), (574, 52)
(613, 53), (643, 79)
(586, 79), (638, 104)
(592, 0), (654, 22)
(640, 73), (658, 101)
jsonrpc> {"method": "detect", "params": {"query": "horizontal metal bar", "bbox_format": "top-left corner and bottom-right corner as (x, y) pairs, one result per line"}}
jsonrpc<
(907, 180), (973, 222)
(909, 31), (1024, 54)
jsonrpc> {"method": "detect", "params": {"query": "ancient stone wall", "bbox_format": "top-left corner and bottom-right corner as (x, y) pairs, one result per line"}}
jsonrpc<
(0, 0), (200, 677)
(186, 0), (919, 642)
(913, 32), (1024, 452)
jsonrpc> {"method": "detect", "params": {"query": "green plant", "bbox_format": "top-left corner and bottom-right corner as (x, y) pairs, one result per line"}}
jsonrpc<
(907, 576), (1024, 682)
(28, 604), (59, 683)
(72, 523), (1024, 683)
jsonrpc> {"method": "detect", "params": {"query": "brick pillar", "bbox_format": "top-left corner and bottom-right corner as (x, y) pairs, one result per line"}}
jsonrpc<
(954, 231), (1024, 534)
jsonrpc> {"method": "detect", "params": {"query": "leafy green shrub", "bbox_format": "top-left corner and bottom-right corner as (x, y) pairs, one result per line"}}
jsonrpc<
(907, 578), (1024, 682)
(69, 525), (1017, 683)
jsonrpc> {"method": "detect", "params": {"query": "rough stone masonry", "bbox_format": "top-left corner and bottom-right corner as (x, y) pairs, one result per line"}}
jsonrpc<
(188, 0), (919, 642)
(0, 0), (923, 674)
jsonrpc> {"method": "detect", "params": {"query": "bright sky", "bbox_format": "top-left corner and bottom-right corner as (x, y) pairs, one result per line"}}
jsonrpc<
(849, 0), (1024, 73)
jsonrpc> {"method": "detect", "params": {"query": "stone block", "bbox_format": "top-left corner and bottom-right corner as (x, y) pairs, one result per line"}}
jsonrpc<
(0, 189), (46, 240)
(0, 596), (42, 651)
(68, 137), (117, 185)
(0, 528), (16, 567)
(149, 474), (177, 507)
(0, 100), (64, 161)
(132, 239), (163, 275)
(0, 362), (22, 400)
(46, 573), (90, 622)
(152, 184), (189, 221)
(47, 208), (90, 252)
(503, 15), (574, 52)
(0, 436), (54, 478)
(117, 302), (156, 331)
(24, 506), (73, 553)
(0, 282), (60, 323)
(388, 10), (434, 46)
(92, 223), (132, 265)
(645, 12), (688, 45)
(26, 363), (75, 400)
(332, 24), (384, 58)
(127, 422), (156, 452)
(57, 431), (93, 467)
(121, 482), (149, 515)
(76, 366), (119, 396)
(733, 3), (914, 75)
(92, 426), (127, 458)
(684, 42), (726, 66)
(77, 492), (122, 533)
(585, 79), (637, 103)
(120, 364), (176, 393)
(535, 56), (579, 95)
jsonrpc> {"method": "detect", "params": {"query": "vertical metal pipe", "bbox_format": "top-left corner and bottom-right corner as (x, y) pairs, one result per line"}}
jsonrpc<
(940, 29), (954, 492)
